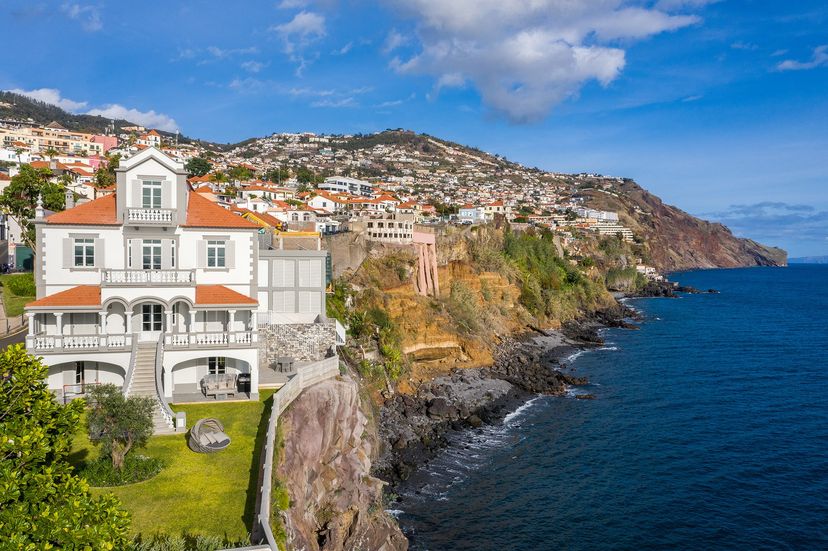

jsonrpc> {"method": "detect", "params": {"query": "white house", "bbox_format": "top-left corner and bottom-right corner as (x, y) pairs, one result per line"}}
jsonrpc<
(459, 204), (485, 224)
(319, 175), (374, 197)
(25, 148), (330, 432)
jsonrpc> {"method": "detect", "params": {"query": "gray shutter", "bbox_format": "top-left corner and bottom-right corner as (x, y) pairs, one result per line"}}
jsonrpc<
(63, 238), (73, 269)
(162, 180), (172, 209)
(131, 239), (142, 269)
(197, 240), (206, 268)
(131, 180), (142, 209)
(298, 260), (311, 287)
(225, 240), (235, 269)
(161, 240), (172, 270)
(93, 239), (105, 268)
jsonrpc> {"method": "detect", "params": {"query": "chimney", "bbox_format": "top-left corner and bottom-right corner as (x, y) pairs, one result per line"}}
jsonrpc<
(65, 188), (75, 210)
(35, 194), (44, 220)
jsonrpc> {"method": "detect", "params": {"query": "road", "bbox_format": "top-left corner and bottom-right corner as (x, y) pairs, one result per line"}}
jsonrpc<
(0, 327), (26, 349)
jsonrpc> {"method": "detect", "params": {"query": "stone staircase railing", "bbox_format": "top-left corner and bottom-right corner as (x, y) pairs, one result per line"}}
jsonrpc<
(154, 334), (175, 430)
(122, 338), (139, 396)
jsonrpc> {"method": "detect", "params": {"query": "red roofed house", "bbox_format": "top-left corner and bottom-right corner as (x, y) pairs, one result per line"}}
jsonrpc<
(26, 147), (334, 432)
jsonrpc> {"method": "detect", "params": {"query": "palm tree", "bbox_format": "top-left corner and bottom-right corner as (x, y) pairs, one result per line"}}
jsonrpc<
(44, 147), (59, 160)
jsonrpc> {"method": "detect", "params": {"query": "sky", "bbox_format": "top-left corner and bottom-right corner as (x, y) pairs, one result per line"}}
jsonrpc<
(1, 0), (826, 257)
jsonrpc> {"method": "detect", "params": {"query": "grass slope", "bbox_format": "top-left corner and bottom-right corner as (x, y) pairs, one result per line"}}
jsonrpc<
(70, 391), (273, 539)
(0, 273), (35, 317)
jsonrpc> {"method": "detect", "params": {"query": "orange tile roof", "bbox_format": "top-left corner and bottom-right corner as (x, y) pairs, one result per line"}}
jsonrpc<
(184, 191), (259, 229)
(46, 195), (119, 225)
(195, 285), (257, 306)
(27, 285), (101, 309)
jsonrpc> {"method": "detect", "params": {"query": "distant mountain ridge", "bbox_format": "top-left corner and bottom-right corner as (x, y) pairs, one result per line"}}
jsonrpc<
(0, 91), (204, 145)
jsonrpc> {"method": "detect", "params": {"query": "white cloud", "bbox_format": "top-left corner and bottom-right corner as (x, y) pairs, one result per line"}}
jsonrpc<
(332, 42), (353, 55)
(241, 60), (268, 73)
(731, 41), (759, 51)
(60, 3), (102, 32)
(8, 88), (88, 112)
(85, 104), (179, 132)
(206, 46), (259, 59)
(311, 97), (358, 108)
(385, 0), (702, 123)
(776, 46), (828, 71)
(277, 0), (309, 8)
(270, 11), (326, 54)
(655, 0), (720, 10)
(383, 30), (409, 54)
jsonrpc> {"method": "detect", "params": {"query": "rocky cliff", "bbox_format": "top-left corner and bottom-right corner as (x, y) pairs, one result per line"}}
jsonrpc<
(277, 377), (407, 551)
(582, 181), (787, 271)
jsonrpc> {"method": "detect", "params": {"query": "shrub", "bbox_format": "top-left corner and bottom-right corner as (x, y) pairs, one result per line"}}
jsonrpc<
(78, 454), (164, 487)
(2, 273), (35, 296)
(447, 280), (481, 334)
(129, 533), (250, 551)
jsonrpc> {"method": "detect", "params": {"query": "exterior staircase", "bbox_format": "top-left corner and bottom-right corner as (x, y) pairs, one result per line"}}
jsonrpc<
(126, 342), (176, 435)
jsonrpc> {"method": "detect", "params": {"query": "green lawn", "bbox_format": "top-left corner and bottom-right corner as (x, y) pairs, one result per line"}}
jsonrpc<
(0, 273), (35, 317)
(70, 391), (273, 540)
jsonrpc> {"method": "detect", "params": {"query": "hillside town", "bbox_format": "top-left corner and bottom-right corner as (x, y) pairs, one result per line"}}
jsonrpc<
(0, 119), (652, 277)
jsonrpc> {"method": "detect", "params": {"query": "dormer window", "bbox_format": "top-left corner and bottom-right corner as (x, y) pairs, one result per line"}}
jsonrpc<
(142, 180), (162, 209)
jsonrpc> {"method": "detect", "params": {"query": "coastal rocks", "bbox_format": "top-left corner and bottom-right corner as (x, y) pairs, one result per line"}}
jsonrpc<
(278, 377), (408, 551)
(375, 333), (593, 487)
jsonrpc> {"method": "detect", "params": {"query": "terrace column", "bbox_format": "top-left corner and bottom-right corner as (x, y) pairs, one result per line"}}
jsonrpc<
(125, 309), (132, 333)
(98, 312), (106, 335)
(27, 313), (35, 336)
(227, 310), (236, 332)
(55, 313), (64, 336)
(188, 310), (196, 343)
(165, 310), (173, 333)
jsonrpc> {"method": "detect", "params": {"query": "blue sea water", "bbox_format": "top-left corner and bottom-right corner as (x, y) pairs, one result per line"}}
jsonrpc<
(396, 265), (828, 550)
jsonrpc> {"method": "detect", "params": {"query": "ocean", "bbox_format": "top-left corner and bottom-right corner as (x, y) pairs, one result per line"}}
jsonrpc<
(395, 265), (828, 550)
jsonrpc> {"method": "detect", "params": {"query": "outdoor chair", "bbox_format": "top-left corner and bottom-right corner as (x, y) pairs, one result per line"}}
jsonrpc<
(188, 418), (231, 453)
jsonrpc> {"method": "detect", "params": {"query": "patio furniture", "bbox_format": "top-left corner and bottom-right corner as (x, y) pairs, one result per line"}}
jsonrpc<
(200, 373), (237, 399)
(275, 356), (294, 373)
(188, 418), (231, 453)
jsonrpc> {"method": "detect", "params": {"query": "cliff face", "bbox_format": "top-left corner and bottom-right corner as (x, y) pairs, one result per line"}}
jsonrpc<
(278, 377), (407, 551)
(583, 181), (787, 271)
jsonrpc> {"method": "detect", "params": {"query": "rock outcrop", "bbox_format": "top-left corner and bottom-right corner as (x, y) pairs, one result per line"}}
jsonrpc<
(278, 377), (407, 551)
(582, 182), (787, 271)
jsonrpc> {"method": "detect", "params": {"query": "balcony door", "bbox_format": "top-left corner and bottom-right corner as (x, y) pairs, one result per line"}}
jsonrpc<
(142, 240), (162, 270)
(140, 304), (163, 341)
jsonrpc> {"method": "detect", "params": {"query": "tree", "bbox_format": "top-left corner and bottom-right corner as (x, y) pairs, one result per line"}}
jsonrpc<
(264, 166), (289, 184)
(227, 165), (254, 182)
(0, 345), (131, 548)
(185, 156), (212, 177)
(209, 171), (228, 184)
(86, 385), (155, 471)
(94, 152), (120, 189)
(0, 164), (66, 249)
(43, 147), (59, 159)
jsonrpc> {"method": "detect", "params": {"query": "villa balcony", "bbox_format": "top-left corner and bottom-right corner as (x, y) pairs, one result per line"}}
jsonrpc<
(26, 330), (256, 353)
(126, 207), (175, 224)
(102, 269), (196, 286)
(26, 333), (134, 352)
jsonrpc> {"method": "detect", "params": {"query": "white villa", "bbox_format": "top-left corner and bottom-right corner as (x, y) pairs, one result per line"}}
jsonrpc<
(25, 148), (332, 432)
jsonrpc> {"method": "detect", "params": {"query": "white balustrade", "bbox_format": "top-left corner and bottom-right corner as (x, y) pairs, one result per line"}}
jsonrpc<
(102, 270), (195, 285)
(196, 333), (229, 346)
(127, 208), (174, 223)
(64, 336), (100, 349)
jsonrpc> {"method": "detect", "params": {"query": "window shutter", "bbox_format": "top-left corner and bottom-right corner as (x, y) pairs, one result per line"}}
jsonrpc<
(298, 260), (311, 287)
(131, 239), (142, 269)
(93, 238), (105, 268)
(162, 180), (172, 209)
(63, 238), (73, 269)
(131, 180), (142, 209)
(310, 259), (322, 287)
(225, 240), (235, 269)
(197, 240), (206, 268)
(161, 240), (172, 270)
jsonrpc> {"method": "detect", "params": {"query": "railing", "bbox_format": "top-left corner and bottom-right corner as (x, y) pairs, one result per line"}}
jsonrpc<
(334, 319), (346, 346)
(127, 207), (174, 224)
(122, 339), (139, 396)
(102, 269), (196, 285)
(163, 331), (257, 348)
(26, 333), (133, 352)
(154, 333), (175, 430)
(253, 355), (340, 549)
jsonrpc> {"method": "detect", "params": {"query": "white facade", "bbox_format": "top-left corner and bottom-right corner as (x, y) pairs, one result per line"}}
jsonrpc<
(27, 148), (264, 404)
(319, 175), (375, 197)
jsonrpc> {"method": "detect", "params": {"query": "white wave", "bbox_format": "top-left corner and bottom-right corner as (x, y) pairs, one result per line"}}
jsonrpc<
(385, 509), (404, 518)
(565, 349), (586, 363)
(599, 346), (619, 351)
(503, 395), (541, 425)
